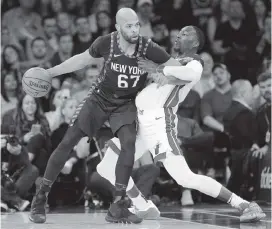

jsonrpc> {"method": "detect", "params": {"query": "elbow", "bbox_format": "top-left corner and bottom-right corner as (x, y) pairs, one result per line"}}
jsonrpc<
(203, 116), (210, 125)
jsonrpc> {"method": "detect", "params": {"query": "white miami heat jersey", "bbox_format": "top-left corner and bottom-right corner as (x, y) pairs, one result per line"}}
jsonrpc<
(135, 59), (203, 109)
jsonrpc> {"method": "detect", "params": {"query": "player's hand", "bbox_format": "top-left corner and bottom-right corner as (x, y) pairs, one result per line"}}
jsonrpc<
(138, 57), (158, 73)
(251, 144), (260, 152)
(178, 57), (194, 65)
(23, 132), (34, 143)
(153, 73), (169, 88)
(61, 160), (73, 175)
(7, 143), (22, 156)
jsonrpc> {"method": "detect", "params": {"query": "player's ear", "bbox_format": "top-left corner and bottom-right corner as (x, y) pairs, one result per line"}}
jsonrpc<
(115, 24), (120, 32)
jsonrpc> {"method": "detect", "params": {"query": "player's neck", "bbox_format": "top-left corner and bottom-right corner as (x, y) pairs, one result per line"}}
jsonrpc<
(118, 34), (137, 55)
(178, 49), (197, 58)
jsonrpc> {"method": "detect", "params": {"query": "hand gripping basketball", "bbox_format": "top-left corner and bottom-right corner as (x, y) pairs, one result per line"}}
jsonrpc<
(22, 67), (52, 98)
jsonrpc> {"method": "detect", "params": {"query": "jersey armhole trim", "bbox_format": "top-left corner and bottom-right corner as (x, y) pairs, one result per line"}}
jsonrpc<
(103, 32), (114, 76)
(143, 38), (152, 57)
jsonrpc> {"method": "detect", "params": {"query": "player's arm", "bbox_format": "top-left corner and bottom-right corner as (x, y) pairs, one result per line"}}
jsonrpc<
(47, 36), (107, 78)
(140, 41), (201, 82)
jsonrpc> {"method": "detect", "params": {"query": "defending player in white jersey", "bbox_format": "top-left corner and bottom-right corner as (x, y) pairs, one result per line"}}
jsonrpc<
(97, 26), (266, 223)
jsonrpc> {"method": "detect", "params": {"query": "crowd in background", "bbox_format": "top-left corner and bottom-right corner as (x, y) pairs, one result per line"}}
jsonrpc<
(1, 0), (271, 212)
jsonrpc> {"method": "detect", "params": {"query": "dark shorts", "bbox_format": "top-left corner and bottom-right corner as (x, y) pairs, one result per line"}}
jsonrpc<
(71, 91), (137, 137)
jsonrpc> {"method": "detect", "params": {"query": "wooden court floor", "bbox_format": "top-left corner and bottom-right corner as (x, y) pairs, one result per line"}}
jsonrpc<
(1, 204), (271, 229)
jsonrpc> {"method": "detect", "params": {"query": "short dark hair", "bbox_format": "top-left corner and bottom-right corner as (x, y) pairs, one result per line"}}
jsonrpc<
(31, 37), (46, 49)
(42, 16), (56, 26)
(192, 26), (205, 51)
(212, 63), (229, 73)
(257, 71), (271, 83)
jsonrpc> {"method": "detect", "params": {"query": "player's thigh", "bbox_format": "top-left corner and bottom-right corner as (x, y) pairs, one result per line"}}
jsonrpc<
(109, 100), (137, 135)
(73, 95), (109, 137)
(134, 133), (149, 161)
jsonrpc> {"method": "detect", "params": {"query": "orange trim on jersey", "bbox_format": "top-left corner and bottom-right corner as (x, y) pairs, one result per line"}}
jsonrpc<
(163, 85), (180, 108)
(107, 139), (121, 155)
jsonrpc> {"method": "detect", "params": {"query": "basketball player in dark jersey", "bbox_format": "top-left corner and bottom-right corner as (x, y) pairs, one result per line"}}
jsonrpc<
(29, 8), (184, 224)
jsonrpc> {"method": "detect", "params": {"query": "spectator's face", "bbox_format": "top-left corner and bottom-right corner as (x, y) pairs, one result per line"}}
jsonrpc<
(4, 73), (17, 91)
(200, 52), (214, 76)
(254, 0), (266, 17)
(220, 0), (230, 13)
(228, 1), (245, 19)
(59, 35), (73, 53)
(85, 68), (99, 86)
(97, 12), (111, 29)
(1, 28), (10, 44)
(57, 13), (70, 30)
(44, 18), (57, 38)
(19, 0), (36, 10)
(213, 67), (230, 86)
(97, 0), (111, 12)
(76, 18), (90, 34)
(259, 78), (271, 102)
(119, 21), (140, 44)
(62, 99), (78, 120)
(66, 0), (77, 11)
(51, 0), (62, 13)
(53, 89), (71, 108)
(22, 95), (37, 116)
(4, 47), (19, 64)
(264, 16), (271, 35)
(138, 3), (153, 18)
(32, 40), (47, 59)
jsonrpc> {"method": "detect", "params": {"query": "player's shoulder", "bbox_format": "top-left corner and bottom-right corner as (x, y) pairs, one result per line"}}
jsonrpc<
(95, 32), (113, 45)
(189, 54), (204, 67)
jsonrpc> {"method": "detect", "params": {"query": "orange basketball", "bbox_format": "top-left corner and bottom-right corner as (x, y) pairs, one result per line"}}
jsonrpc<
(22, 67), (52, 98)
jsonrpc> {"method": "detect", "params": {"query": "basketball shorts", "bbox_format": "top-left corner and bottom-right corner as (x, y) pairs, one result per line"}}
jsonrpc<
(70, 90), (137, 137)
(108, 108), (183, 163)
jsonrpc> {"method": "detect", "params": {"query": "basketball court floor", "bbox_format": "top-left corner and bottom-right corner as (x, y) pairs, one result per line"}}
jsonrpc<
(2, 204), (271, 229)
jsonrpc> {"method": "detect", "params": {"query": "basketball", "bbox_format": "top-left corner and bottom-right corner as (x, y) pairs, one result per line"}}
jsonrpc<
(22, 67), (52, 98)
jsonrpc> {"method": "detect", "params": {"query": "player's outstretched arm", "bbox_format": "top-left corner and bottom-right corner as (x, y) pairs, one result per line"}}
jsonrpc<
(47, 50), (95, 78)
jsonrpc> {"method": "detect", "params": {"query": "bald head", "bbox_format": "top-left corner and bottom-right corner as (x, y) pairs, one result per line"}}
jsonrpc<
(232, 80), (253, 105)
(116, 8), (138, 26)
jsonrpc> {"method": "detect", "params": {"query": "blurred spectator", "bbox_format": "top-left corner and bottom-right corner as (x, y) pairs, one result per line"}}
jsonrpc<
(73, 16), (95, 55)
(49, 33), (74, 85)
(117, 0), (136, 10)
(2, 93), (52, 175)
(177, 90), (201, 123)
(207, 0), (229, 55)
(193, 52), (215, 98)
(73, 66), (99, 102)
(2, 0), (43, 41)
(201, 63), (232, 133)
(224, 80), (256, 196)
(56, 12), (76, 35)
(45, 88), (71, 132)
(156, 0), (197, 31)
(1, 26), (25, 58)
(1, 132), (39, 199)
(253, 15), (271, 73)
(93, 11), (114, 38)
(213, 0), (256, 82)
(42, 16), (59, 53)
(2, 45), (24, 74)
(253, 0), (268, 34)
(137, 0), (154, 37)
(1, 71), (21, 118)
(88, 0), (112, 34)
(39, 0), (63, 17)
(151, 18), (169, 51)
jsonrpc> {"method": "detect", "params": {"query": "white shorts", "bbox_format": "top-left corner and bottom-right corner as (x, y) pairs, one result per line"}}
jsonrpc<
(108, 108), (183, 163)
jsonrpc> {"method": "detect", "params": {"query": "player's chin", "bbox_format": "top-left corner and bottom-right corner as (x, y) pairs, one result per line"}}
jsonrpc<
(129, 36), (139, 44)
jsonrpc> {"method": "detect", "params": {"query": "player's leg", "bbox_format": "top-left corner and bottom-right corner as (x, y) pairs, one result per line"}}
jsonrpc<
(163, 154), (266, 223)
(97, 137), (159, 220)
(29, 97), (109, 224)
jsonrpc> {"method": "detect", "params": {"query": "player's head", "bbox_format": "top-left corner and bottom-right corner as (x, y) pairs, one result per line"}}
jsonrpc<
(257, 71), (271, 102)
(115, 8), (140, 44)
(174, 26), (205, 53)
